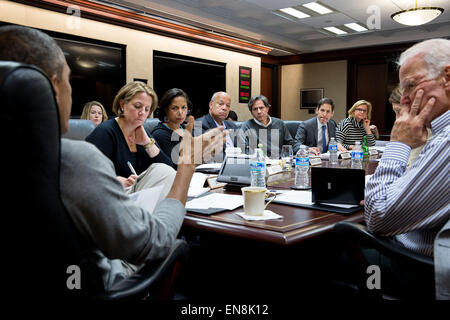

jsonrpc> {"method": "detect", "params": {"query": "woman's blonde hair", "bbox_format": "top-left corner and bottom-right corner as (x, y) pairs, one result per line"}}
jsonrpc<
(112, 81), (158, 117)
(389, 85), (402, 104)
(80, 101), (108, 122)
(348, 99), (372, 120)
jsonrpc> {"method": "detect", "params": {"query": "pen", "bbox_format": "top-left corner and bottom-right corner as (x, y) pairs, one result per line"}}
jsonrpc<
(127, 161), (137, 176)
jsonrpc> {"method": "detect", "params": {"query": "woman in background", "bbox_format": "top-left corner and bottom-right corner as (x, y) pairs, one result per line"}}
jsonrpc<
(151, 88), (190, 169)
(86, 81), (175, 200)
(336, 99), (378, 150)
(80, 101), (108, 126)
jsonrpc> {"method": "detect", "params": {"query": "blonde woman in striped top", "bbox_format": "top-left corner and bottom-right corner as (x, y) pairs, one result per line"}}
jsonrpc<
(335, 100), (378, 150)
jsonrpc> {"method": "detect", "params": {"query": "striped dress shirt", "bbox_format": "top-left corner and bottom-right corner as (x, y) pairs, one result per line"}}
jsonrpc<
(336, 117), (376, 149)
(365, 111), (450, 256)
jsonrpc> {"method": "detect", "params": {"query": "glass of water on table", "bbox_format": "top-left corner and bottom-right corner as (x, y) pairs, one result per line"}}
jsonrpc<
(281, 145), (293, 171)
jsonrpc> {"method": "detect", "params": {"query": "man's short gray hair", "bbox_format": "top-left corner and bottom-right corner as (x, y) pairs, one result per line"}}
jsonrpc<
(210, 91), (229, 102)
(398, 38), (450, 79)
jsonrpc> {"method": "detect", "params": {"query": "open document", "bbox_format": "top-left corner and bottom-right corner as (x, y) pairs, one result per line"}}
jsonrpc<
(188, 172), (210, 198)
(129, 185), (164, 214)
(273, 190), (359, 209)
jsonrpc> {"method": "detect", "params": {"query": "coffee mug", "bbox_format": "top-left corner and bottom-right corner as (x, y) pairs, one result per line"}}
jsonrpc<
(241, 187), (277, 216)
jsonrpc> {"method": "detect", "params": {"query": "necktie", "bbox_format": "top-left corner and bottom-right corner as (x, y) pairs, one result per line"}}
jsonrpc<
(322, 125), (327, 153)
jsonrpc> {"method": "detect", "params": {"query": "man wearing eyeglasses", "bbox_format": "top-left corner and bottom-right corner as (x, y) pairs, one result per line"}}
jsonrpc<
(363, 39), (449, 295)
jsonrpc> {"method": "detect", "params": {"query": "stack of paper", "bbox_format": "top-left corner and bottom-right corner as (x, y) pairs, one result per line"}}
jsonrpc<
(186, 193), (243, 210)
(275, 190), (314, 205)
(195, 163), (222, 171)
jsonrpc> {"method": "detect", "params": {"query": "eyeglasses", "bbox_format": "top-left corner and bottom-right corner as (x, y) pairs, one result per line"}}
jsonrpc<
(355, 108), (368, 113)
(400, 77), (437, 95)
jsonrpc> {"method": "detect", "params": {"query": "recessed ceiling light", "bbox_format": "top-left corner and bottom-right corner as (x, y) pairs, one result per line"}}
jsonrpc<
(344, 23), (368, 32)
(280, 7), (310, 19)
(302, 2), (333, 15)
(323, 26), (347, 35)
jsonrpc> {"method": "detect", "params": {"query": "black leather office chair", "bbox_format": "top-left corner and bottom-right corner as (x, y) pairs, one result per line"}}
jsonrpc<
(284, 120), (302, 139)
(333, 221), (435, 300)
(0, 61), (188, 300)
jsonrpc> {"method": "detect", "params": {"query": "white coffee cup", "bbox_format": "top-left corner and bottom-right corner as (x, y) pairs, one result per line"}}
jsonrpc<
(241, 187), (276, 216)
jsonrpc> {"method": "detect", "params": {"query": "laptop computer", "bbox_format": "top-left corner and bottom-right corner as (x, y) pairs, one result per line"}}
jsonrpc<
(311, 167), (365, 205)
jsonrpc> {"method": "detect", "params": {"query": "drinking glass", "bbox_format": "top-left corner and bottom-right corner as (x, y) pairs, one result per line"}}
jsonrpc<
(281, 145), (293, 170)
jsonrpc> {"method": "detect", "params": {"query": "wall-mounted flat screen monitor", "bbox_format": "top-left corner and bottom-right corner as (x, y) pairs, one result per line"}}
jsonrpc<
(300, 88), (324, 109)
(153, 51), (226, 118)
(55, 37), (126, 117)
(0, 22), (126, 118)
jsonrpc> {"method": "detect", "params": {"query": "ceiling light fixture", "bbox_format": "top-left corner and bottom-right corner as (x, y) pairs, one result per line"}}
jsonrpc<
(344, 22), (368, 32)
(323, 26), (347, 35)
(391, 0), (444, 26)
(302, 2), (332, 15)
(280, 7), (310, 19)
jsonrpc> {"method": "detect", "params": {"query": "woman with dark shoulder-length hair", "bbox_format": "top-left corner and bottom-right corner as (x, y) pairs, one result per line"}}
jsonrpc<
(336, 99), (378, 150)
(151, 88), (191, 169)
(86, 81), (175, 200)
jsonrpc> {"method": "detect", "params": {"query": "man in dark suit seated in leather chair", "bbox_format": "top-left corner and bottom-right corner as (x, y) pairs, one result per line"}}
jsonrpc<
(196, 91), (238, 159)
(293, 97), (345, 154)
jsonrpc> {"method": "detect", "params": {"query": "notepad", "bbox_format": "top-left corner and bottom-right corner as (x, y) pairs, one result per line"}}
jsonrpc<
(186, 193), (243, 210)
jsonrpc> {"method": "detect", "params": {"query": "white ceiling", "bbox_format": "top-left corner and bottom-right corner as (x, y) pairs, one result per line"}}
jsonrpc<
(102, 0), (450, 55)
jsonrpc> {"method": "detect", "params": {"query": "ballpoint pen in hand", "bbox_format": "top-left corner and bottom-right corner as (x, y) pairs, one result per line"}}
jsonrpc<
(127, 161), (137, 176)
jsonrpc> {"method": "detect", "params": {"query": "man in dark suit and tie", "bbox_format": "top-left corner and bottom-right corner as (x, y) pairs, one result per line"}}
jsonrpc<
(197, 91), (238, 134)
(196, 91), (238, 159)
(293, 98), (343, 154)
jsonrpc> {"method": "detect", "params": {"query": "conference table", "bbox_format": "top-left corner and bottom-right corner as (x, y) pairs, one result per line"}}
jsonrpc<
(182, 156), (380, 246)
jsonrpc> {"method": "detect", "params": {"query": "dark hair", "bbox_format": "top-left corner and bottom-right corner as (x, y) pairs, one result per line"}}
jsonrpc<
(158, 88), (191, 121)
(0, 25), (65, 79)
(248, 95), (271, 112)
(316, 97), (335, 111)
(227, 110), (238, 121)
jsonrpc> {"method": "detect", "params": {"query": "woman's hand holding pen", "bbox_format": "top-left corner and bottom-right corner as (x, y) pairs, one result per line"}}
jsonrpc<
(117, 175), (137, 188)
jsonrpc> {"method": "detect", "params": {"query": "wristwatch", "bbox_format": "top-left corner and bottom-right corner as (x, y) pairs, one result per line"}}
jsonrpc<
(143, 138), (155, 150)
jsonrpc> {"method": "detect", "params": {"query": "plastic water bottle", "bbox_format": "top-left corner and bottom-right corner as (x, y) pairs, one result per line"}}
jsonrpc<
(351, 141), (363, 169)
(250, 148), (266, 187)
(329, 137), (338, 165)
(294, 145), (310, 189)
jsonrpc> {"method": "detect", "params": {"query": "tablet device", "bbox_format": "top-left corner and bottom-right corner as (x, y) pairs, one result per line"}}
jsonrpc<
(216, 154), (251, 187)
(311, 167), (365, 205)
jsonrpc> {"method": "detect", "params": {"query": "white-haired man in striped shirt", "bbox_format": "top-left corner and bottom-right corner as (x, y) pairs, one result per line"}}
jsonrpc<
(365, 38), (449, 256)
(364, 39), (449, 297)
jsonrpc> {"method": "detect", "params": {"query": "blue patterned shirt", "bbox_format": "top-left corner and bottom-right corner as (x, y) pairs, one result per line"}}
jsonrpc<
(365, 111), (450, 256)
